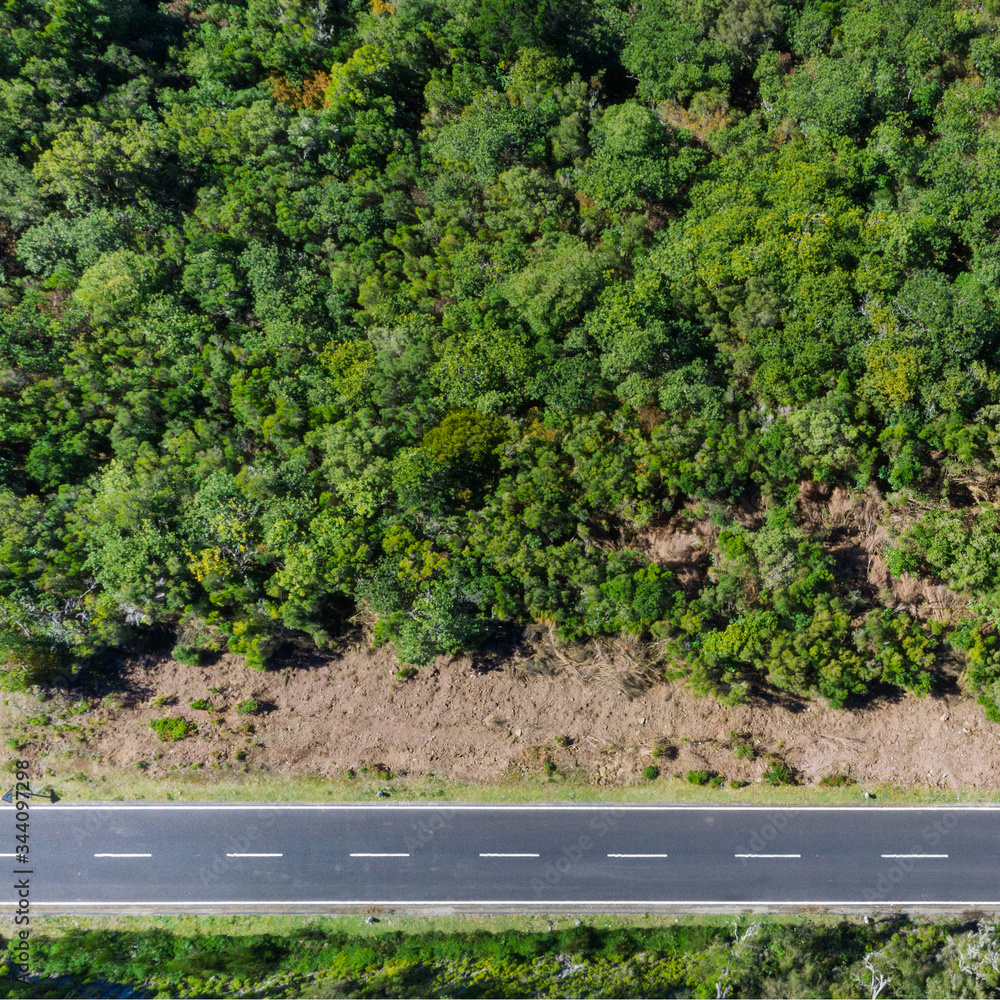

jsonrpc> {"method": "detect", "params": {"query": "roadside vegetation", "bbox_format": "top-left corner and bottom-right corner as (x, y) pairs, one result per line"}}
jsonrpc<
(25, 764), (996, 806)
(3, 0), (1000, 721)
(5, 913), (1000, 998)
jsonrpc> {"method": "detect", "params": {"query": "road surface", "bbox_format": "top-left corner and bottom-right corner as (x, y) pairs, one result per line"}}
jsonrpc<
(5, 803), (999, 912)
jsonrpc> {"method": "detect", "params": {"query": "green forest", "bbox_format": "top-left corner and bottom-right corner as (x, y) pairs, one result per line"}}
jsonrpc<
(4, 0), (1000, 711)
(6, 914), (1000, 998)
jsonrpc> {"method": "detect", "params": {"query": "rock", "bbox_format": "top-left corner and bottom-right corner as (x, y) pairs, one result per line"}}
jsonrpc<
(514, 728), (522, 737)
(940, 713), (950, 721)
(639, 718), (645, 725)
(365, 916), (379, 925)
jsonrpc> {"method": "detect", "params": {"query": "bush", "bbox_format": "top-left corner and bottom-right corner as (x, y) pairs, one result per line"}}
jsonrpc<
(189, 699), (211, 710)
(236, 699), (259, 716)
(643, 765), (660, 780)
(762, 759), (797, 786)
(709, 774), (725, 788)
(686, 769), (712, 786)
(729, 779), (749, 788)
(395, 667), (417, 681)
(150, 718), (195, 742)
(818, 773), (855, 787)
(554, 734), (570, 747)
(544, 760), (557, 774)
(171, 644), (203, 667)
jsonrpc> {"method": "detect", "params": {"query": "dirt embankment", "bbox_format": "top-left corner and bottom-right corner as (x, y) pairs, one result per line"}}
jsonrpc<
(10, 480), (1000, 792)
(10, 639), (1000, 792)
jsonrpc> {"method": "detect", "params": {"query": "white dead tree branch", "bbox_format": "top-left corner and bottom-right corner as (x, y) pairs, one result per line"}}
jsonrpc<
(852, 952), (892, 1000)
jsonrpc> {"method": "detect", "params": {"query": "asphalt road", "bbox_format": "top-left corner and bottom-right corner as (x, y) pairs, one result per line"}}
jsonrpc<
(6, 803), (1000, 911)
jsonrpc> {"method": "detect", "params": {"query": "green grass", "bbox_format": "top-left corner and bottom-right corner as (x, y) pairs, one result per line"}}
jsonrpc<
(38, 762), (1000, 805)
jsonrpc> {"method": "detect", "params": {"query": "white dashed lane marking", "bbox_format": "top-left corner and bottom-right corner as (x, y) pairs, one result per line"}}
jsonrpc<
(735, 854), (801, 858)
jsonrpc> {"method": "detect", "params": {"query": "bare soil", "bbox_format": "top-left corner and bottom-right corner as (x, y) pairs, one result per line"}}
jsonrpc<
(11, 481), (1000, 794)
(12, 639), (1000, 793)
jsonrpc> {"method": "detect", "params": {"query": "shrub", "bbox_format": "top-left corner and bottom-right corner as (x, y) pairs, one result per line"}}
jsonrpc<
(709, 774), (725, 788)
(234, 749), (247, 761)
(171, 644), (203, 667)
(762, 759), (797, 786)
(653, 740), (676, 760)
(729, 779), (749, 788)
(643, 765), (660, 780)
(686, 769), (712, 786)
(395, 666), (417, 681)
(554, 734), (570, 747)
(189, 699), (211, 710)
(25, 714), (50, 726)
(150, 718), (195, 742)
(544, 760), (557, 774)
(818, 773), (855, 787)
(236, 699), (258, 716)
(6, 737), (20, 750)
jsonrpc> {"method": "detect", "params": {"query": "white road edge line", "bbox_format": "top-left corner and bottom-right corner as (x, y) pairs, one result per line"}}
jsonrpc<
(24, 899), (1000, 907)
(735, 854), (801, 858)
(608, 854), (669, 858)
(349, 853), (410, 858)
(226, 853), (283, 858)
(881, 854), (949, 858)
(480, 853), (540, 858)
(0, 854), (16, 857)
(39, 804), (1000, 811)
(93, 853), (152, 858)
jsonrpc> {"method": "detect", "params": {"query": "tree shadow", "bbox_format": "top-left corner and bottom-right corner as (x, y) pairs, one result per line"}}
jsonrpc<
(468, 623), (535, 675)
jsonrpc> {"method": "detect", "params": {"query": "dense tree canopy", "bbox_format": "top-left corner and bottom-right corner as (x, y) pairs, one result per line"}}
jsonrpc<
(4, 0), (1000, 711)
